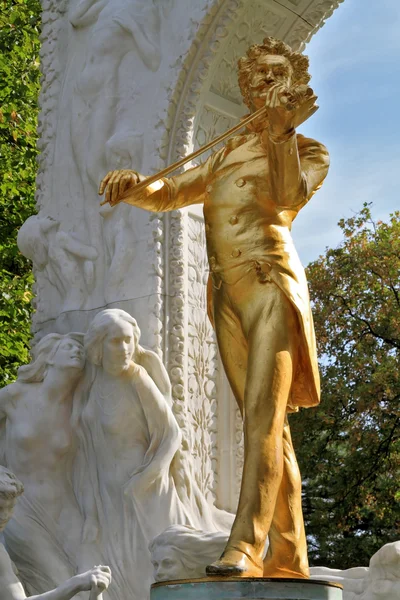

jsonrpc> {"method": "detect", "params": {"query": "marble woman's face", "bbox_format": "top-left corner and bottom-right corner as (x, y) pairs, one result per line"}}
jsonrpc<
(52, 338), (85, 371)
(102, 320), (135, 376)
(151, 546), (185, 582)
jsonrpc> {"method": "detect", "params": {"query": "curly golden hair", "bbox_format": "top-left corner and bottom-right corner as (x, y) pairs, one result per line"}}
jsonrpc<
(238, 37), (311, 108)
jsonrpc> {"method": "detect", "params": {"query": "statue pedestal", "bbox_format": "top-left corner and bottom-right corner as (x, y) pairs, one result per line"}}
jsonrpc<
(151, 578), (343, 600)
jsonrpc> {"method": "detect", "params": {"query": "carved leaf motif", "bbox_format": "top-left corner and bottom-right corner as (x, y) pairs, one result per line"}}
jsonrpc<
(186, 215), (218, 497)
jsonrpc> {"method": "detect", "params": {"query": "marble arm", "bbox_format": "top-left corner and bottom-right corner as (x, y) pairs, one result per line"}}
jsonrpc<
(261, 131), (330, 209)
(112, 13), (161, 72)
(27, 578), (89, 600)
(56, 232), (98, 261)
(69, 0), (107, 28)
(1, 552), (109, 600)
(28, 567), (110, 600)
(136, 348), (172, 405)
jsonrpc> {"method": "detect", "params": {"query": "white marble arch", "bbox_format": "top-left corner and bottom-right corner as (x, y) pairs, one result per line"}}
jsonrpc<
(29, 0), (344, 516)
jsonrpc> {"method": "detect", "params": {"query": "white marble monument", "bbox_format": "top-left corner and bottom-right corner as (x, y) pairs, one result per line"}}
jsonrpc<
(3, 1), (396, 599)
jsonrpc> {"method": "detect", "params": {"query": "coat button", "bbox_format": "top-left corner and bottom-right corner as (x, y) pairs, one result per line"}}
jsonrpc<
(235, 178), (246, 187)
(229, 215), (238, 225)
(231, 248), (241, 258)
(206, 185), (212, 193)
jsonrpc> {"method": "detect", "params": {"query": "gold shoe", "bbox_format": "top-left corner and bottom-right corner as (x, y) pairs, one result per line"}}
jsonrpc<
(206, 546), (263, 578)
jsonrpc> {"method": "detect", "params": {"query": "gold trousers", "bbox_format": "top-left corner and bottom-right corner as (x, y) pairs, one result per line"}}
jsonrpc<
(211, 265), (309, 578)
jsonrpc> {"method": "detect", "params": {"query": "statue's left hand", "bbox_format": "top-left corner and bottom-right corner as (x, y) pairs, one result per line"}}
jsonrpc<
(265, 83), (318, 135)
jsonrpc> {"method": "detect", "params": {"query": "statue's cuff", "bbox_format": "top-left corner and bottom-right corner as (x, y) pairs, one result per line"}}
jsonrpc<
(267, 128), (296, 144)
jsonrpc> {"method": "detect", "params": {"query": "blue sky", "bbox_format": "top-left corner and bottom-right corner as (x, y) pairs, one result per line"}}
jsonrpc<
(293, 0), (400, 265)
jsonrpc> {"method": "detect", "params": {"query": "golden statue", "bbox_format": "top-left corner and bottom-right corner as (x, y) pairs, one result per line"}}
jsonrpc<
(99, 37), (329, 580)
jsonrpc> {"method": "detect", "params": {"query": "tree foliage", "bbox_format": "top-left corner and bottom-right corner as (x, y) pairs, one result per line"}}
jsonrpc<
(291, 204), (400, 569)
(0, 0), (41, 386)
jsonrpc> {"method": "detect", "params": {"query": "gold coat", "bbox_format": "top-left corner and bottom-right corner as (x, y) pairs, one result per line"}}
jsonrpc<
(121, 130), (330, 411)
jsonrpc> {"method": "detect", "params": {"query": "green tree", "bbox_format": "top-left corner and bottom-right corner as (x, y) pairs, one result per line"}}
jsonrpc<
(291, 204), (400, 569)
(0, 0), (41, 386)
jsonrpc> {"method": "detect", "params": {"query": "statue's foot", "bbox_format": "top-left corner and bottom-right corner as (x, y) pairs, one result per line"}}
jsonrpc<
(206, 546), (263, 578)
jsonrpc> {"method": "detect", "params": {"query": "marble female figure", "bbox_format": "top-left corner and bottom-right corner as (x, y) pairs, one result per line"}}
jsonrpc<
(0, 334), (86, 594)
(72, 309), (191, 600)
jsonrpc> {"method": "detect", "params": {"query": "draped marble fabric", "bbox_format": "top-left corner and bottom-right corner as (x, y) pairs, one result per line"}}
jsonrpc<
(72, 364), (192, 599)
(71, 310), (232, 600)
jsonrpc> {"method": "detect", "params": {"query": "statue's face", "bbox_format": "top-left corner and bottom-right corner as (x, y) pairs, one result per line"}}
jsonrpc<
(151, 546), (186, 582)
(0, 497), (16, 532)
(51, 338), (85, 371)
(102, 320), (135, 376)
(249, 54), (292, 108)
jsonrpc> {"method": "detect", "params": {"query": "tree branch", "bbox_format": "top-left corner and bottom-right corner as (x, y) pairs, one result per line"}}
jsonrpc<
(331, 293), (400, 349)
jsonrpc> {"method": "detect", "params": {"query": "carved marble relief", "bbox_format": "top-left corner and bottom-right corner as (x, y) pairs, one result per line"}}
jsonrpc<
(0, 333), (86, 594)
(187, 215), (218, 500)
(0, 311), (231, 599)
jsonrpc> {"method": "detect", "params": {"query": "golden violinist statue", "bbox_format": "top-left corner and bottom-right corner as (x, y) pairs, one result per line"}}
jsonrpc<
(99, 37), (329, 579)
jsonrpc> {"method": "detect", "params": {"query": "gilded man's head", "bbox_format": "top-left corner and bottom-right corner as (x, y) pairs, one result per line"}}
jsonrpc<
(238, 37), (311, 110)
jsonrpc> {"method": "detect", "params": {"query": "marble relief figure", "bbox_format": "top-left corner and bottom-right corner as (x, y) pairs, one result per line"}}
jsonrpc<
(71, 309), (206, 599)
(0, 334), (86, 594)
(0, 309), (231, 598)
(17, 216), (98, 313)
(69, 0), (163, 192)
(149, 525), (229, 582)
(0, 467), (112, 600)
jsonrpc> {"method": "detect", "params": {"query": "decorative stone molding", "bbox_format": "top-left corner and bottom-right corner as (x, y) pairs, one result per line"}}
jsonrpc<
(187, 214), (218, 499)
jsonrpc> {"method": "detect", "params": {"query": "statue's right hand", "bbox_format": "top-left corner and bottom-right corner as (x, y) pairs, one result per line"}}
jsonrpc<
(99, 170), (141, 207)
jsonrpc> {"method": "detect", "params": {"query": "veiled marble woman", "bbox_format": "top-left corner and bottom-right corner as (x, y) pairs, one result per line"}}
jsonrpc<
(72, 309), (192, 600)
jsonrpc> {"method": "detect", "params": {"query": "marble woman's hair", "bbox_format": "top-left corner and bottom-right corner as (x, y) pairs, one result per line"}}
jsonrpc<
(85, 309), (141, 366)
(238, 36), (311, 108)
(149, 525), (228, 580)
(0, 466), (24, 501)
(17, 333), (84, 383)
